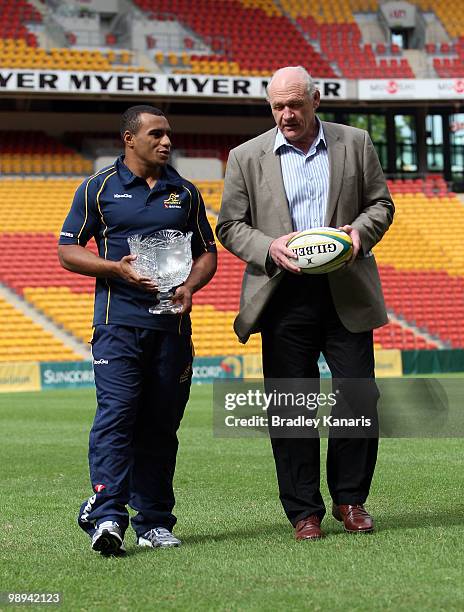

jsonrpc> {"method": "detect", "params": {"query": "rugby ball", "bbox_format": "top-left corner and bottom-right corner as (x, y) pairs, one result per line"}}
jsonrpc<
(287, 227), (353, 274)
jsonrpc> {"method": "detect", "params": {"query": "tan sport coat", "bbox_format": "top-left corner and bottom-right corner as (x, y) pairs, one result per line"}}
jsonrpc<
(216, 122), (395, 343)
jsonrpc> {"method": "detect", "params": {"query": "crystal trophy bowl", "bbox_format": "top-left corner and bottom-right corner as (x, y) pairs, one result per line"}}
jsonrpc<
(127, 230), (192, 315)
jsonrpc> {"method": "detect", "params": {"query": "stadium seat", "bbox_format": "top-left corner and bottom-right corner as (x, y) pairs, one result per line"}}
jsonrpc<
(0, 296), (83, 362)
(0, 38), (144, 72)
(133, 0), (336, 77)
(280, 2), (416, 78)
(0, 131), (93, 176)
(375, 179), (464, 347)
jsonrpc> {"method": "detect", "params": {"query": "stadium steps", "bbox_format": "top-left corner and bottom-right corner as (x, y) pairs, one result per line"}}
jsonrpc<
(25, 0), (47, 16)
(134, 0), (336, 76)
(23, 0), (49, 49)
(404, 49), (429, 78)
(386, 311), (447, 349)
(274, 0), (337, 71)
(134, 50), (160, 72)
(425, 15), (450, 45)
(0, 282), (91, 360)
(355, 17), (385, 46)
(273, 1), (310, 38)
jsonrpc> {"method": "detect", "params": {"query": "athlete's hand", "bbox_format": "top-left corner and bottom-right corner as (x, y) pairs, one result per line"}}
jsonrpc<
(269, 231), (301, 273)
(172, 285), (192, 314)
(118, 255), (158, 291)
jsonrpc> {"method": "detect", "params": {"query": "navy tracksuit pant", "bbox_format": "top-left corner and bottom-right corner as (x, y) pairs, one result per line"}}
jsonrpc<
(78, 324), (193, 538)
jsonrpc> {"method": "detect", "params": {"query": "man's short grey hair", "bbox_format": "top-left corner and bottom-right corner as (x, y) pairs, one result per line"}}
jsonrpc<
(266, 66), (317, 101)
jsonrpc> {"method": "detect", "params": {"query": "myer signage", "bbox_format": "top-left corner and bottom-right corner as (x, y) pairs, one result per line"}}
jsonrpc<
(436, 79), (464, 97)
(380, 1), (416, 28)
(359, 79), (464, 100)
(0, 70), (347, 100)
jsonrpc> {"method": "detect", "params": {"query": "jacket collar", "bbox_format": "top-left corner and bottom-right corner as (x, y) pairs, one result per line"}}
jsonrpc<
(258, 121), (346, 230)
(273, 117), (327, 155)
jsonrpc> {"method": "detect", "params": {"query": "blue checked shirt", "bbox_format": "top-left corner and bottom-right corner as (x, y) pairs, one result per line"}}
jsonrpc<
(273, 118), (329, 231)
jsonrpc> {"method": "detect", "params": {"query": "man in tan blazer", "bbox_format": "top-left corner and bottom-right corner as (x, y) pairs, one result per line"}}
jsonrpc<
(216, 66), (394, 540)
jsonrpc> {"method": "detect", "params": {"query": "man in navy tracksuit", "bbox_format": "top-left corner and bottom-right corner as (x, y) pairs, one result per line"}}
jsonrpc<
(58, 105), (217, 555)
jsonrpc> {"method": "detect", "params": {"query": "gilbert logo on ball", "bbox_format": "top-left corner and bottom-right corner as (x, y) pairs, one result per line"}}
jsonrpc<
(287, 227), (353, 274)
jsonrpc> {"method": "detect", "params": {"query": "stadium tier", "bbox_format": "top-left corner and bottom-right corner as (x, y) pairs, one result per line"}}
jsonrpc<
(0, 232), (95, 293)
(1, 0), (464, 79)
(375, 177), (464, 348)
(174, 135), (252, 163)
(0, 0), (40, 45)
(282, 0), (414, 79)
(1, 171), (463, 356)
(374, 320), (438, 350)
(134, 0), (336, 77)
(0, 132), (93, 175)
(379, 268), (464, 348)
(0, 179), (84, 232)
(0, 295), (82, 362)
(378, 177), (464, 275)
(3, 0), (464, 366)
(138, 0), (464, 79)
(131, 0), (464, 78)
(0, 38), (141, 71)
(194, 180), (225, 215)
(23, 287), (95, 344)
(421, 0), (464, 39)
(63, 132), (252, 166)
(0, 176), (258, 356)
(430, 37), (464, 78)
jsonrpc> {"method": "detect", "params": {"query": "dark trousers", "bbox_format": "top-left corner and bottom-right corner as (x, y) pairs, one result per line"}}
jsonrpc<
(261, 273), (378, 527)
(78, 325), (193, 537)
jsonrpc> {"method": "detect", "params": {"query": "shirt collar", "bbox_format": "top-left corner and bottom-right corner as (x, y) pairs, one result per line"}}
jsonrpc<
(273, 118), (326, 155)
(116, 155), (184, 189)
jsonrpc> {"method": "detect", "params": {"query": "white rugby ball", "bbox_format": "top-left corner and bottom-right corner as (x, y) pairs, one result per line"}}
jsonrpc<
(287, 227), (353, 274)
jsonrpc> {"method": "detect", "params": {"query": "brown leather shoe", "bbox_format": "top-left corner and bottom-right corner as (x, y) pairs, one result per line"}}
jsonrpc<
(332, 504), (374, 533)
(295, 515), (324, 540)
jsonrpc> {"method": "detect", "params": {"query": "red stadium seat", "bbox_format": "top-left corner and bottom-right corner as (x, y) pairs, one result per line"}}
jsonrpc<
(132, 0), (336, 77)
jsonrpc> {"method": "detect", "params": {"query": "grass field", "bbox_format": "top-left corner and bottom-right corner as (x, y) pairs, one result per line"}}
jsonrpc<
(1, 386), (463, 611)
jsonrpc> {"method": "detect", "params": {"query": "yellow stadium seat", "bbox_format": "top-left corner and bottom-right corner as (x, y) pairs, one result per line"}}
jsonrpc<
(0, 296), (83, 363)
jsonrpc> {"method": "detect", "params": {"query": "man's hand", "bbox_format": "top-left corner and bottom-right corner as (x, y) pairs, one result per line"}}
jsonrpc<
(338, 225), (361, 264)
(118, 255), (158, 292)
(171, 285), (192, 314)
(269, 231), (301, 273)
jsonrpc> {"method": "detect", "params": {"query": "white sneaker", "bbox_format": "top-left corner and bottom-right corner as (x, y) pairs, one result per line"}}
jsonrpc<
(91, 521), (126, 555)
(137, 527), (181, 548)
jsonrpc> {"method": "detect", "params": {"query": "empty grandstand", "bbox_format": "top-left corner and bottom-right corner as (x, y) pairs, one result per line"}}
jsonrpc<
(1, 0), (464, 381)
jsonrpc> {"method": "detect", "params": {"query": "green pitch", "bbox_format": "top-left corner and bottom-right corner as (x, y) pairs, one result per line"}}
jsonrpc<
(1, 386), (463, 611)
